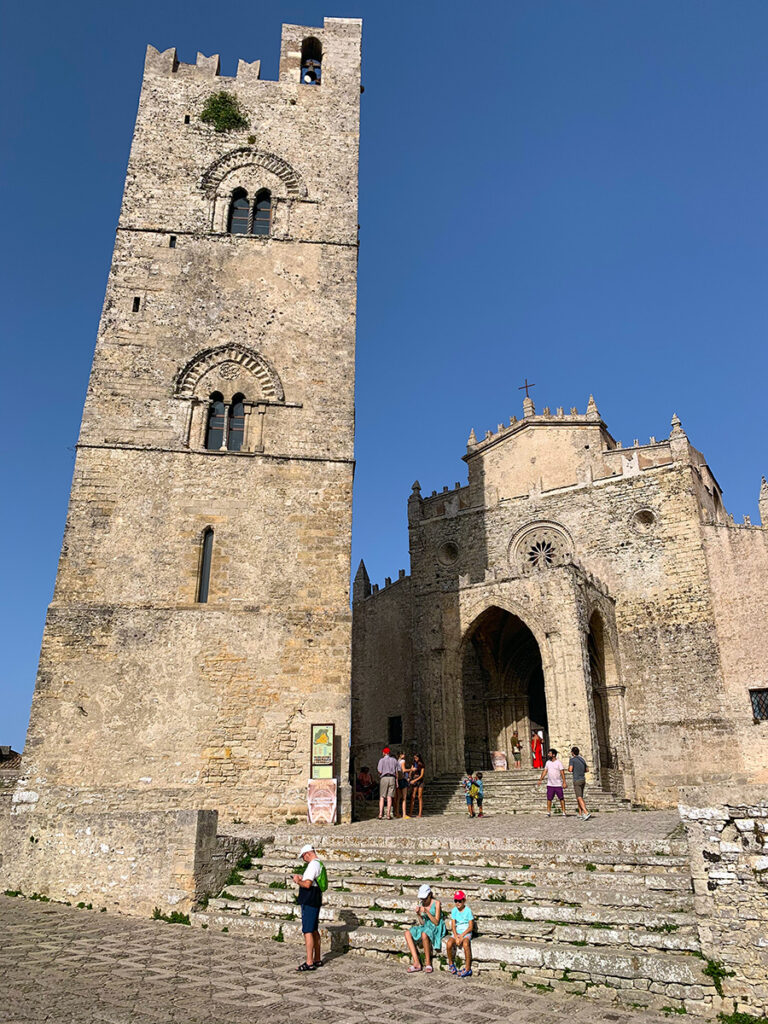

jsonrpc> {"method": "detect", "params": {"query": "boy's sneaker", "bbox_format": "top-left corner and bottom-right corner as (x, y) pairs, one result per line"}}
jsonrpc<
(459, 968), (473, 978)
(582, 812), (592, 820)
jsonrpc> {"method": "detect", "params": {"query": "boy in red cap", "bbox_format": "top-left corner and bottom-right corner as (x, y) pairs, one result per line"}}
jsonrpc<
(446, 890), (474, 977)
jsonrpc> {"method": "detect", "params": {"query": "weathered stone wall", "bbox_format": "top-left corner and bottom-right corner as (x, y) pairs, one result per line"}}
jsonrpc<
(679, 786), (768, 1017)
(19, 17), (362, 833)
(0, 788), (220, 916)
(351, 574), (414, 773)
(701, 524), (768, 782)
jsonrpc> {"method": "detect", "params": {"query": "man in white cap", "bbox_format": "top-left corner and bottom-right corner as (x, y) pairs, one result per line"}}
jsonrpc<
(292, 844), (326, 971)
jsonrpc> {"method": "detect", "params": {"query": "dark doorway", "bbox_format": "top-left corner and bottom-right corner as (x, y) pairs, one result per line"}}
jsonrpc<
(588, 612), (613, 787)
(462, 607), (547, 771)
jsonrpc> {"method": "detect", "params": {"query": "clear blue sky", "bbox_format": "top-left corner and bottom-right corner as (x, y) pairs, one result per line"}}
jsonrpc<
(2, 1), (767, 751)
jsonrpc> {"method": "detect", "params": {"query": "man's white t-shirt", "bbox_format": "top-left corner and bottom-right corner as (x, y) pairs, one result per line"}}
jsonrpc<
(302, 858), (322, 884)
(545, 759), (564, 786)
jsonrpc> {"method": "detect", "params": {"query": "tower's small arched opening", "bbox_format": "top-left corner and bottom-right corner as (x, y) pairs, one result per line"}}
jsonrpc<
(300, 37), (322, 85)
(461, 606), (546, 771)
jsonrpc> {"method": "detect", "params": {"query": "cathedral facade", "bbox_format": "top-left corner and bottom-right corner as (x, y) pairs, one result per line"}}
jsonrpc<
(352, 395), (768, 806)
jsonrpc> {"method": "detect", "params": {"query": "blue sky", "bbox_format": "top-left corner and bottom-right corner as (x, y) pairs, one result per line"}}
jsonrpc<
(2, 1), (767, 750)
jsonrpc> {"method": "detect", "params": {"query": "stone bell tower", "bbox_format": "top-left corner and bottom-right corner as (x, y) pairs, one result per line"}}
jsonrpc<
(17, 19), (362, 825)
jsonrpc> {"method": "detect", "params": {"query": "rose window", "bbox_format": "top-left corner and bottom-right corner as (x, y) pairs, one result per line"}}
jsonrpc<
(527, 538), (556, 568)
(510, 523), (572, 574)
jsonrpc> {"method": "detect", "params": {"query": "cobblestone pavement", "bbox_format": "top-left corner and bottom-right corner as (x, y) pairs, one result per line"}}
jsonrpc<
(1, 896), (691, 1024)
(225, 809), (683, 845)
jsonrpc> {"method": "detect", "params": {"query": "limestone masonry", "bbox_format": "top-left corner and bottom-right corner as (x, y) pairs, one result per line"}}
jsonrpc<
(1, 18), (362, 904)
(353, 397), (768, 806)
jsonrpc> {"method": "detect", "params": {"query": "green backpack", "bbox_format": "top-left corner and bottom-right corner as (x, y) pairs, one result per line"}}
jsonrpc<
(316, 861), (328, 893)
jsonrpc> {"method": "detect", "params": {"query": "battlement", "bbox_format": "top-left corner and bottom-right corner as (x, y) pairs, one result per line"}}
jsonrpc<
(353, 560), (409, 603)
(465, 395), (611, 457)
(144, 18), (362, 84)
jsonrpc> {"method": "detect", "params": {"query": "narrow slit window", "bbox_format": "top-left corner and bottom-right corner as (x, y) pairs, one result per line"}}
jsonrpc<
(184, 114), (191, 124)
(228, 394), (245, 451)
(197, 528), (214, 603)
(228, 188), (250, 234)
(132, 296), (141, 312)
(169, 235), (177, 248)
(388, 715), (403, 745)
(205, 392), (226, 450)
(252, 189), (271, 236)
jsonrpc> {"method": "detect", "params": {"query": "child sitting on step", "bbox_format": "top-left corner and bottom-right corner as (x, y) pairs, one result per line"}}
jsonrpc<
(446, 890), (474, 978)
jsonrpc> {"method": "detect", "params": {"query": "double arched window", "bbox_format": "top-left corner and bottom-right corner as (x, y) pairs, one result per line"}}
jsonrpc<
(205, 392), (247, 451)
(227, 188), (272, 235)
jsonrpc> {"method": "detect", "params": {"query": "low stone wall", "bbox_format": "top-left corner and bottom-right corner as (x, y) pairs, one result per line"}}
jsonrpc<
(679, 786), (768, 1017)
(0, 786), (222, 917)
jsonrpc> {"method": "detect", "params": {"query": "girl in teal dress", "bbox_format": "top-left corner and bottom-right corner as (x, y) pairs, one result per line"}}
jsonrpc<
(405, 884), (445, 972)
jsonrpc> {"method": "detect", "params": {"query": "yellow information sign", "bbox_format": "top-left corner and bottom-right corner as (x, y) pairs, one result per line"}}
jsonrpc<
(311, 723), (334, 779)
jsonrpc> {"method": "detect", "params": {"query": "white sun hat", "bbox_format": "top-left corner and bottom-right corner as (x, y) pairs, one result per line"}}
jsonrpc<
(417, 883), (432, 899)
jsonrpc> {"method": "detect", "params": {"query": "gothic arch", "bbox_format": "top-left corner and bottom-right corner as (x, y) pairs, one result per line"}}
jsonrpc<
(200, 147), (307, 199)
(174, 343), (285, 402)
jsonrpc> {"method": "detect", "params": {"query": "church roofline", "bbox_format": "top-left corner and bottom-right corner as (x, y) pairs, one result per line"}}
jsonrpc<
(463, 410), (617, 463)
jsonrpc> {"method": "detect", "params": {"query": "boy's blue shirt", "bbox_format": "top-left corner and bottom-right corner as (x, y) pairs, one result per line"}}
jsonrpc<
(475, 779), (484, 797)
(451, 905), (474, 934)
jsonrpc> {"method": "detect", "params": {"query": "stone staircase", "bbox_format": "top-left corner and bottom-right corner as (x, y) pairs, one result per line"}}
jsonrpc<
(191, 827), (718, 1015)
(356, 769), (632, 818)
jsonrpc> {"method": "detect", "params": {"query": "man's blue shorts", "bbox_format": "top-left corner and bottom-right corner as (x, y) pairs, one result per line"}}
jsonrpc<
(301, 904), (321, 934)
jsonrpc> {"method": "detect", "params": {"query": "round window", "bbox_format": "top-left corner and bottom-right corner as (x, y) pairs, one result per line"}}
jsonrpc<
(632, 508), (656, 533)
(437, 541), (459, 566)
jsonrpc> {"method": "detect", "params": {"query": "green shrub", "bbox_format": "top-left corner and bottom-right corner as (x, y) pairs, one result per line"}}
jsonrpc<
(717, 1012), (768, 1024)
(200, 91), (248, 133)
(152, 907), (190, 925)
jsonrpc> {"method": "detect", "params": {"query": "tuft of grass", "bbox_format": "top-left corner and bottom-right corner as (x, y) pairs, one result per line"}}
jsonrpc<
(222, 926), (229, 933)
(585, 863), (597, 872)
(334, 885), (351, 892)
(152, 907), (190, 925)
(648, 922), (679, 933)
(4, 890), (22, 898)
(285, 817), (299, 825)
(521, 864), (531, 870)
(269, 880), (288, 889)
(661, 1007), (687, 1016)
(571, 940), (588, 946)
(500, 908), (524, 921)
(374, 918), (384, 928)
(200, 91), (248, 133)
(717, 1013), (768, 1024)
(489, 893), (508, 903)
(589, 922), (611, 929)
(29, 893), (50, 902)
(224, 869), (243, 887)
(703, 959), (736, 997)
(272, 926), (284, 943)
(485, 877), (505, 885)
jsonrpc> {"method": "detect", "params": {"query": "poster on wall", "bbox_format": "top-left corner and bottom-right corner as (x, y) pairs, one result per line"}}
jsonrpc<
(311, 723), (334, 779)
(307, 778), (338, 824)
(491, 750), (508, 771)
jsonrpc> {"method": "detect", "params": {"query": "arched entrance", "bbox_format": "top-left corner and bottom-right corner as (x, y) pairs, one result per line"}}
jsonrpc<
(462, 607), (547, 771)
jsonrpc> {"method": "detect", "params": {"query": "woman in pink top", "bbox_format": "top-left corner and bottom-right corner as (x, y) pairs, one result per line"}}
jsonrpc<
(537, 748), (567, 816)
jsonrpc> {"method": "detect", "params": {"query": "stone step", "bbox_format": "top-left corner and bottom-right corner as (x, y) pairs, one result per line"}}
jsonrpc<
(201, 899), (698, 954)
(221, 880), (693, 914)
(344, 925), (715, 996)
(243, 859), (690, 885)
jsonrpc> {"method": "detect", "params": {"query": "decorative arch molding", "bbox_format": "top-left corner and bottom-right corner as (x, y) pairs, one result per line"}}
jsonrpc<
(200, 147), (308, 199)
(454, 597), (552, 665)
(174, 343), (285, 402)
(508, 520), (574, 574)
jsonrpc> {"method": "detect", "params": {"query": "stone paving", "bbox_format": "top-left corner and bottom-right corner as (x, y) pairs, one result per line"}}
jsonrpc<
(0, 896), (698, 1024)
(224, 808), (683, 846)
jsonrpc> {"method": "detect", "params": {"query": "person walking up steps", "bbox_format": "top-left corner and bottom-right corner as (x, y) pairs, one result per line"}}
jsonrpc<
(462, 770), (476, 817)
(568, 746), (592, 820)
(377, 746), (398, 820)
(538, 748), (567, 816)
(291, 844), (327, 971)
